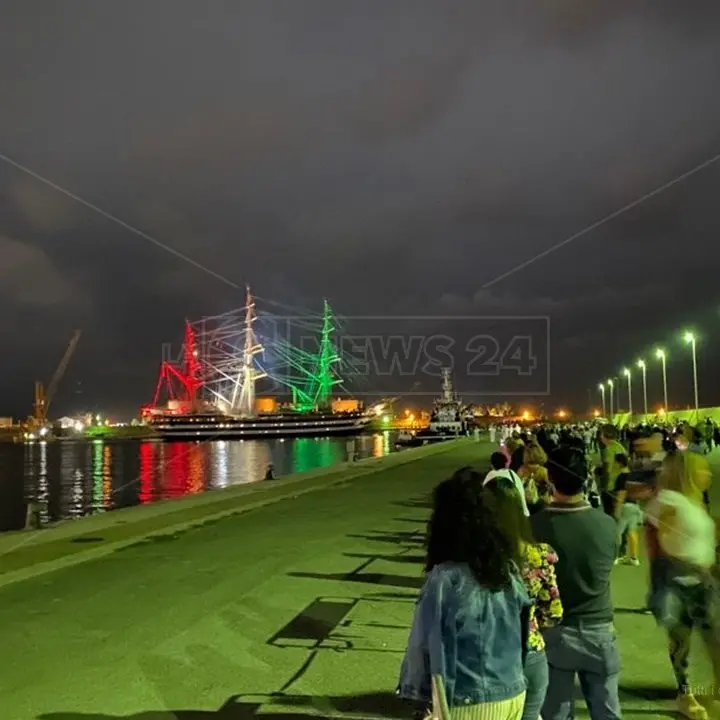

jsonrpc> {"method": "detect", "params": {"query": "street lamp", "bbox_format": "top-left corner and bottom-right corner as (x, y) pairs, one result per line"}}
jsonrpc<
(607, 379), (615, 417)
(655, 348), (668, 412)
(683, 331), (699, 411)
(598, 383), (606, 417)
(622, 368), (633, 416)
(637, 359), (648, 418)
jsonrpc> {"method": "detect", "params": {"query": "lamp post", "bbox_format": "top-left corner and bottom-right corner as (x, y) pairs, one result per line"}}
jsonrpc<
(607, 379), (614, 418)
(637, 359), (648, 418)
(622, 368), (633, 416)
(598, 383), (606, 417)
(655, 348), (668, 412)
(683, 331), (699, 411)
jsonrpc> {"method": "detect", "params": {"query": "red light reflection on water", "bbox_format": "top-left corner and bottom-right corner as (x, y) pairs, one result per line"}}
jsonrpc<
(139, 442), (205, 502)
(103, 445), (112, 508)
(163, 444), (187, 498)
(186, 444), (204, 494)
(139, 442), (154, 504)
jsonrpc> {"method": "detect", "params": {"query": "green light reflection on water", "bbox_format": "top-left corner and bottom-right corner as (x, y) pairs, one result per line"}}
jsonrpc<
(292, 438), (344, 474)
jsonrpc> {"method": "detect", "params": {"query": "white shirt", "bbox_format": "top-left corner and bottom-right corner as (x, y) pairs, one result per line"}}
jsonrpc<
(484, 469), (530, 517)
(646, 490), (715, 569)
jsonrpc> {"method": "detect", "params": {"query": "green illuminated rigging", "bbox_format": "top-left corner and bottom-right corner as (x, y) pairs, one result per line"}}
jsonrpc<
(271, 299), (342, 411)
(315, 299), (342, 408)
(191, 293), (351, 414)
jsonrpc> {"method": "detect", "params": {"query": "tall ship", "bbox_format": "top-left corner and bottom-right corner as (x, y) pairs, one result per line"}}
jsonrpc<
(142, 289), (372, 440)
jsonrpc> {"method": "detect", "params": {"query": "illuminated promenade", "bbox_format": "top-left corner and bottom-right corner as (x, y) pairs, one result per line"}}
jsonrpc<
(0, 441), (717, 719)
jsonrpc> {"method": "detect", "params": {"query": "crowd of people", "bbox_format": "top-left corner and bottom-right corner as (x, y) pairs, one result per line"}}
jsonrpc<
(397, 418), (720, 720)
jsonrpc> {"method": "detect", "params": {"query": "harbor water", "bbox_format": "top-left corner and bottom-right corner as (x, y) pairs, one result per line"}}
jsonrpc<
(0, 432), (395, 532)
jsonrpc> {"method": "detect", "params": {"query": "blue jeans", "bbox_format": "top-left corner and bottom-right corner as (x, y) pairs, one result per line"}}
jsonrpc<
(542, 622), (621, 720)
(522, 650), (549, 720)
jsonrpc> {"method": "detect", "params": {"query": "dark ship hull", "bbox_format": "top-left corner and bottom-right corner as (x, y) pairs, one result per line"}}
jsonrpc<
(150, 410), (372, 440)
(395, 428), (467, 447)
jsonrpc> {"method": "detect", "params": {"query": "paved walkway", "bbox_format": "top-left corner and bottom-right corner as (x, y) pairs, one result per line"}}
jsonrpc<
(1, 442), (716, 719)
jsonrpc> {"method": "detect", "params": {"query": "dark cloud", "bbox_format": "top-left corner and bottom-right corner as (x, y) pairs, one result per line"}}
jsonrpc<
(0, 235), (79, 309)
(1, 1), (719, 416)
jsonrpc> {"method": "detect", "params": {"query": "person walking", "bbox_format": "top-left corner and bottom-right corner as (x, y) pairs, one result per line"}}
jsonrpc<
(485, 452), (530, 517)
(613, 453), (643, 566)
(599, 425), (626, 516)
(645, 449), (718, 720)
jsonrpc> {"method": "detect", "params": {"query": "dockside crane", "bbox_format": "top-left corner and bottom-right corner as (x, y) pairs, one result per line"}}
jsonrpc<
(31, 330), (82, 429)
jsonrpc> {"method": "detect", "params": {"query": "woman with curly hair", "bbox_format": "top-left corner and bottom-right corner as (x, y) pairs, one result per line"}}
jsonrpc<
(484, 478), (563, 720)
(398, 467), (531, 719)
(518, 443), (551, 512)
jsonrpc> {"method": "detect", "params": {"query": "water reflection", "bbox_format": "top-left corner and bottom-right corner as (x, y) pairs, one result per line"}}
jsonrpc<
(25, 441), (50, 526)
(187, 444), (204, 495)
(103, 444), (112, 510)
(92, 440), (103, 512)
(0, 433), (398, 531)
(292, 437), (343, 473)
(215, 441), (228, 488)
(233, 440), (272, 486)
(139, 441), (154, 504)
(373, 433), (384, 458)
(71, 469), (83, 518)
(163, 443), (189, 499)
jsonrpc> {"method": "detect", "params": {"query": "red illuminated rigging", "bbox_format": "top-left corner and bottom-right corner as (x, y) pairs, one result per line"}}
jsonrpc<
(146, 321), (205, 414)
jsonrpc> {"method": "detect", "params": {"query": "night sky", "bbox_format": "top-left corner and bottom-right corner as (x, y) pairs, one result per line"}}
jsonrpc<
(2, 2), (720, 419)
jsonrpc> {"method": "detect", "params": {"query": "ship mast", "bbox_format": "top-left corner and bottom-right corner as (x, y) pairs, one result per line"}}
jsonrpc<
(315, 299), (341, 409)
(231, 286), (267, 416)
(183, 321), (203, 411)
(440, 367), (455, 403)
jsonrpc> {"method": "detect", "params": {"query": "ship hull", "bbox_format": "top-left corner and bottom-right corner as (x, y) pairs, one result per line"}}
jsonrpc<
(149, 411), (372, 441)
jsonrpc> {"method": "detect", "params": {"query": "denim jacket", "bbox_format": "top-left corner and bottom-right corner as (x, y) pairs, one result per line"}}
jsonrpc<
(398, 562), (530, 707)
